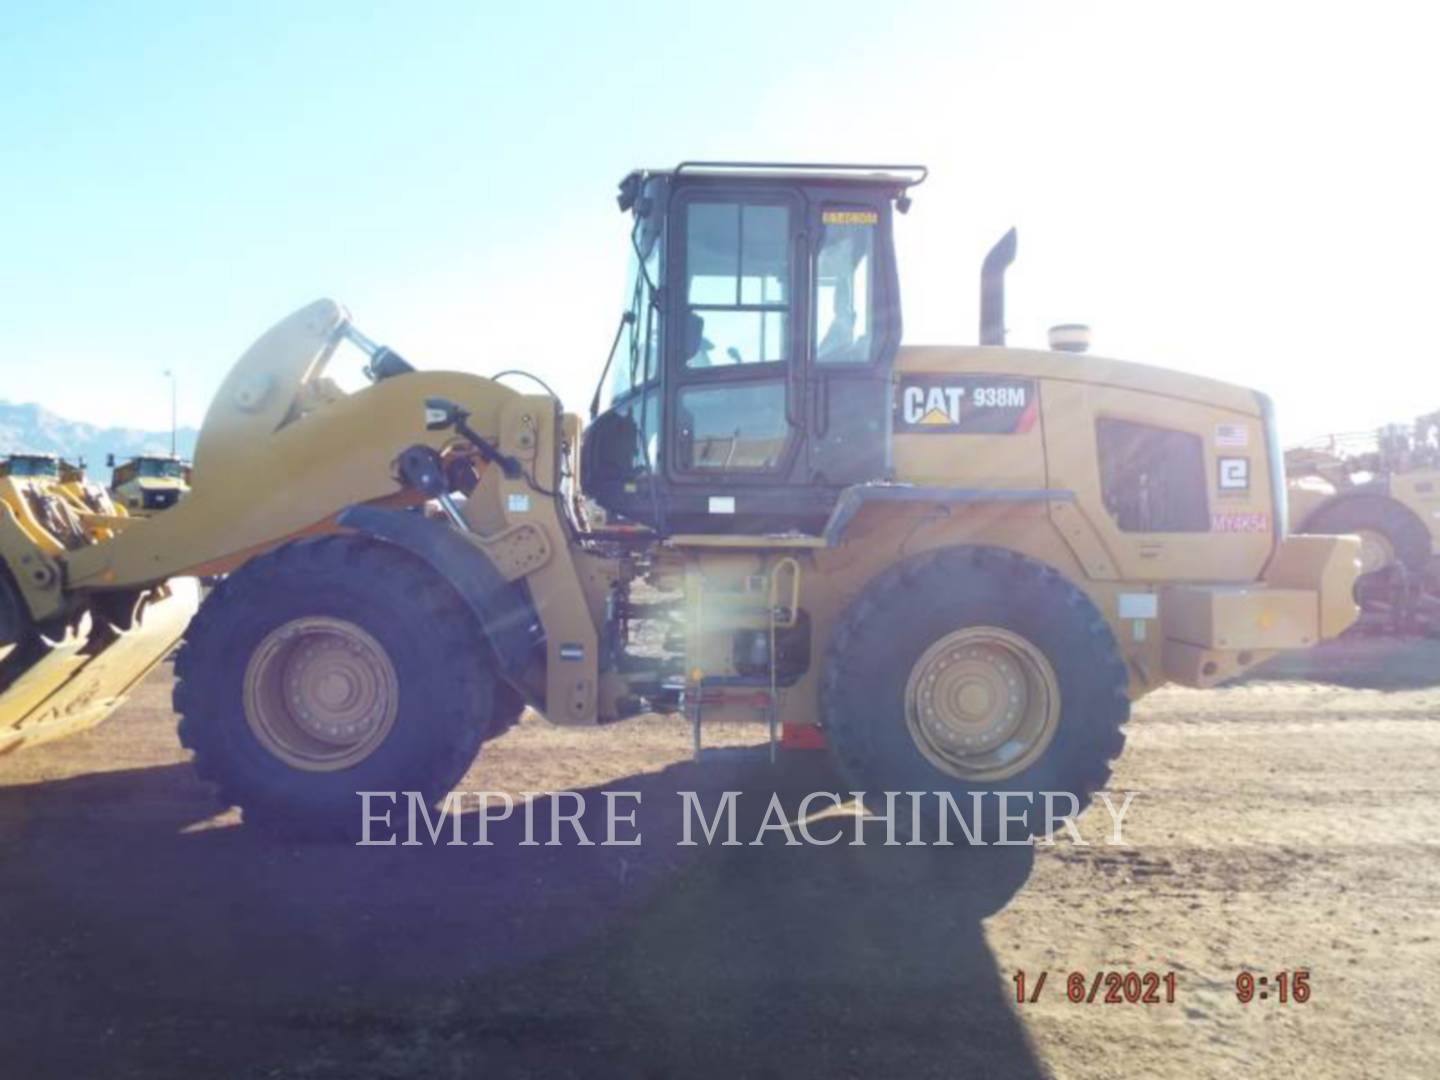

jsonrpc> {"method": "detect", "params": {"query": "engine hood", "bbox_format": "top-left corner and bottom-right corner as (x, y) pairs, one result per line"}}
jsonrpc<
(897, 345), (1263, 417)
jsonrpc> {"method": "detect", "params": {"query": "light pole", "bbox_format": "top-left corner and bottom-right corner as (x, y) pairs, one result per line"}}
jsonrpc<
(163, 369), (177, 457)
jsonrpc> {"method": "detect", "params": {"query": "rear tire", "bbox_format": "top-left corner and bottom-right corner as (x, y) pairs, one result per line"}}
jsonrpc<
(822, 547), (1130, 842)
(174, 535), (500, 840)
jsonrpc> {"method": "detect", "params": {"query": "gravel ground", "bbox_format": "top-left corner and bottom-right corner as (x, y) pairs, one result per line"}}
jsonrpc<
(1, 635), (1436, 1078)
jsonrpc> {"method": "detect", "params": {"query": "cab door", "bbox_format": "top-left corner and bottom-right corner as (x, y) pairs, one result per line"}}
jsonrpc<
(805, 199), (900, 486)
(665, 189), (807, 489)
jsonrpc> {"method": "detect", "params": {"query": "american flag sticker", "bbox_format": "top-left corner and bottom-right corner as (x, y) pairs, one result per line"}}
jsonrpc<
(1215, 422), (1249, 447)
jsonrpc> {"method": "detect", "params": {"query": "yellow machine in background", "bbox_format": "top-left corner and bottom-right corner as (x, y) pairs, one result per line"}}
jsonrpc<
(2, 452), (85, 485)
(1, 452), (120, 525)
(0, 163), (1361, 839)
(108, 453), (192, 515)
(58, 456), (87, 485)
(1, 453), (64, 483)
(1287, 411), (1440, 633)
(0, 451), (163, 754)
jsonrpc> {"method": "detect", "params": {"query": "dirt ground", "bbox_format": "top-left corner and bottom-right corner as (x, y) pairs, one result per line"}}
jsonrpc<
(1, 635), (1437, 1079)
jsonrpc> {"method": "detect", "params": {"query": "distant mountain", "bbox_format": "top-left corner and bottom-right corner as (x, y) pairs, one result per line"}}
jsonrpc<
(0, 400), (198, 475)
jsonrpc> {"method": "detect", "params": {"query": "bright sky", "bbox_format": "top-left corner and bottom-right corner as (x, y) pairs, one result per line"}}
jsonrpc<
(1, 1), (1435, 444)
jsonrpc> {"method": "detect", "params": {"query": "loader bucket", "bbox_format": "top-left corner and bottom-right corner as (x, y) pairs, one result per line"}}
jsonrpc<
(0, 578), (199, 755)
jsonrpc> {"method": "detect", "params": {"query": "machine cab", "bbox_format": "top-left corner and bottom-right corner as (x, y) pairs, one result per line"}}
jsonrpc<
(582, 161), (925, 534)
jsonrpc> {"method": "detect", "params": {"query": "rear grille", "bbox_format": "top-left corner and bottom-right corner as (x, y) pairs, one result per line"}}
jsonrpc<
(143, 490), (178, 510)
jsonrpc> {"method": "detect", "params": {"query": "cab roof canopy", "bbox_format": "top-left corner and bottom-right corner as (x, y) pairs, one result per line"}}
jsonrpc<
(617, 160), (928, 211)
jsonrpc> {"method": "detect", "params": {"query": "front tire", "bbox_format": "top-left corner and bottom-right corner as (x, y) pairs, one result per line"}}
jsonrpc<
(822, 547), (1130, 842)
(174, 535), (500, 840)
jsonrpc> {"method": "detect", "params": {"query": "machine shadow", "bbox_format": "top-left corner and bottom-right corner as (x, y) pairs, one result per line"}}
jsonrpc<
(1242, 633), (1440, 690)
(0, 748), (1044, 1079)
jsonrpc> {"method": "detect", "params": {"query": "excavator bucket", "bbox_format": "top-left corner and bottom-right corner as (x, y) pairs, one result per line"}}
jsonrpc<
(0, 579), (198, 755)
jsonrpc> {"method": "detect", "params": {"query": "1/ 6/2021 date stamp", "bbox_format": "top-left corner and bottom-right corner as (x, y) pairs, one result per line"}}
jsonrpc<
(1013, 971), (1178, 1005)
(1012, 969), (1312, 1006)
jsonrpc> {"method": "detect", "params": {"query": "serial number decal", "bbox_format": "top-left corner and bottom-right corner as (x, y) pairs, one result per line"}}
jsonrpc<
(1211, 511), (1270, 533)
(894, 375), (1038, 434)
(821, 209), (879, 226)
(1013, 970), (1179, 1005)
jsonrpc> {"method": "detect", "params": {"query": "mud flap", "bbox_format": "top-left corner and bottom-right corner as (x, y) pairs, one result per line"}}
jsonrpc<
(0, 578), (200, 755)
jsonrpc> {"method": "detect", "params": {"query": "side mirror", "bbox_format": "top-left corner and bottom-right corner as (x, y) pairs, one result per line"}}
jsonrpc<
(424, 398), (463, 432)
(423, 397), (522, 480)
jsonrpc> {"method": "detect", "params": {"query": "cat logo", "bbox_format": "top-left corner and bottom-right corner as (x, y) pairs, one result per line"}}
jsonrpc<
(903, 385), (967, 426)
(894, 376), (1037, 435)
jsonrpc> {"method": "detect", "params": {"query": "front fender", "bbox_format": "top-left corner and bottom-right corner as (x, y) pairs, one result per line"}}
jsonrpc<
(336, 505), (545, 703)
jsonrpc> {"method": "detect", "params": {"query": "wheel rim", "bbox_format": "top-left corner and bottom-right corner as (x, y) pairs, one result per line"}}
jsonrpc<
(243, 616), (398, 772)
(903, 625), (1060, 782)
(1355, 529), (1395, 576)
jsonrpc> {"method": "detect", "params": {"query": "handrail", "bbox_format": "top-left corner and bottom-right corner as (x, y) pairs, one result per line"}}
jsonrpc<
(672, 161), (928, 188)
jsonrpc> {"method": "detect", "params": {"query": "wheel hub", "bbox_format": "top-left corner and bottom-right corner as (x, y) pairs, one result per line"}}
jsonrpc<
(904, 626), (1060, 782)
(1355, 529), (1395, 576)
(244, 616), (398, 771)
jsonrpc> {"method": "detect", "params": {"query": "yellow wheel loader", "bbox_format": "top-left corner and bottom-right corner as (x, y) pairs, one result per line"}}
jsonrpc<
(1287, 411), (1440, 634)
(1, 453), (64, 482)
(0, 163), (1361, 838)
(2, 452), (100, 498)
(1, 452), (126, 535)
(1, 451), (152, 752)
(3, 452), (85, 486)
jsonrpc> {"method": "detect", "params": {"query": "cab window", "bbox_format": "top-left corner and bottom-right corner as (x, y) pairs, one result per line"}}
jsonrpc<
(683, 202), (790, 368)
(677, 381), (788, 471)
(137, 459), (184, 479)
(9, 457), (59, 478)
(606, 211), (663, 406)
(1097, 418), (1210, 532)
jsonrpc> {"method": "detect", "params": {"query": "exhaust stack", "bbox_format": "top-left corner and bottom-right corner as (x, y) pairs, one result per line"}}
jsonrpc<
(979, 227), (1017, 346)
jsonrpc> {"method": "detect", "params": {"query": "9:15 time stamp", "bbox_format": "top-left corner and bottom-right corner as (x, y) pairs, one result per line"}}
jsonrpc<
(1012, 969), (1312, 1006)
(1236, 970), (1311, 1004)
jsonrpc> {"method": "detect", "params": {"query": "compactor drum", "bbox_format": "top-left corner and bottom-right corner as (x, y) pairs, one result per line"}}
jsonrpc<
(1286, 413), (1440, 634)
